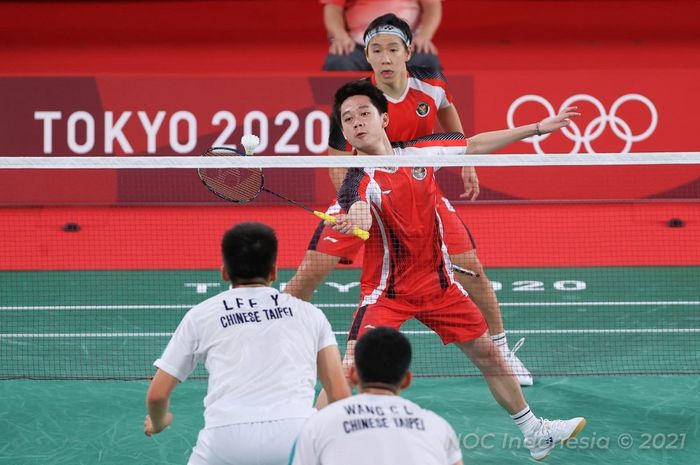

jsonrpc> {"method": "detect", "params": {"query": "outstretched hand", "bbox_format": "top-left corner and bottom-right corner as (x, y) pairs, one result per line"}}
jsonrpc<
(538, 106), (580, 134)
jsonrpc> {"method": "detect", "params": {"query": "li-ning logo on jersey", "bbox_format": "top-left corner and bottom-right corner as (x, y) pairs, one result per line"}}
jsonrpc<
(416, 102), (430, 117)
(412, 167), (427, 180)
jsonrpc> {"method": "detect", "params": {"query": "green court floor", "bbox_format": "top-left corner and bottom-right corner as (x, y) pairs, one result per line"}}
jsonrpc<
(1, 267), (698, 379)
(0, 376), (698, 465)
(0, 266), (699, 464)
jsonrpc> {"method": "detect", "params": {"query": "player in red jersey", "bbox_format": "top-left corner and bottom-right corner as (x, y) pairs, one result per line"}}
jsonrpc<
(285, 13), (528, 384)
(325, 79), (585, 461)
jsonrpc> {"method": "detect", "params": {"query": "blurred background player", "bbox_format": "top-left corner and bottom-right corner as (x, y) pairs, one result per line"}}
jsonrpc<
(321, 0), (442, 71)
(286, 13), (532, 386)
(144, 222), (351, 465)
(291, 327), (463, 465)
(326, 80), (585, 461)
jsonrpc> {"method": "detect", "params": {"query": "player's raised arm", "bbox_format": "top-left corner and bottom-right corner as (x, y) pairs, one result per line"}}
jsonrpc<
(466, 106), (580, 154)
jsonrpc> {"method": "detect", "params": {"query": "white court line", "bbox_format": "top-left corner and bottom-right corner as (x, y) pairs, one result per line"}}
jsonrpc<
(506, 329), (700, 334)
(0, 333), (173, 338)
(1, 301), (699, 311)
(1, 328), (699, 338)
(362, 329), (700, 335)
(501, 301), (700, 307)
(0, 305), (192, 311)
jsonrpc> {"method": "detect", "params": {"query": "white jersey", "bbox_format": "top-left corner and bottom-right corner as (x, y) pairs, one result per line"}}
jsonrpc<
(291, 393), (462, 465)
(154, 286), (337, 428)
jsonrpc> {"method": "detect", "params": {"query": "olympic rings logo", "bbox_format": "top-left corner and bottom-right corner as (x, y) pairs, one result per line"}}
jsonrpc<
(506, 94), (658, 154)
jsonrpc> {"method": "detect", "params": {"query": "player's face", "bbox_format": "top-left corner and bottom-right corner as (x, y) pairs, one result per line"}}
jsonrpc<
(340, 95), (388, 153)
(365, 35), (410, 84)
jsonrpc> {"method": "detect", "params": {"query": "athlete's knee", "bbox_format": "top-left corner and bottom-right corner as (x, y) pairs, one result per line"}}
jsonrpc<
(457, 335), (497, 361)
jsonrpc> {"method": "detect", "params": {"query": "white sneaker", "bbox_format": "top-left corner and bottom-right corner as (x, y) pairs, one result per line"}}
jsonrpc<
(501, 337), (533, 386)
(525, 417), (587, 461)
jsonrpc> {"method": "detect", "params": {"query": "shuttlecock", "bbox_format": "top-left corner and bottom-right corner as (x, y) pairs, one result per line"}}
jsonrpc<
(241, 134), (260, 155)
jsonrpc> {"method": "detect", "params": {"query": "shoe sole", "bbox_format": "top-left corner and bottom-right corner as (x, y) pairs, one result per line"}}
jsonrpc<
(563, 418), (587, 444)
(534, 418), (587, 462)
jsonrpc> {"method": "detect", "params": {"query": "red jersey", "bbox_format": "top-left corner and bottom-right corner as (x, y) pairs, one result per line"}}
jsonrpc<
(329, 66), (453, 151)
(337, 134), (467, 304)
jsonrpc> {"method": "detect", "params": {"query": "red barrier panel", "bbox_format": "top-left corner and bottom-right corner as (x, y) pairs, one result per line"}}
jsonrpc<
(1, 73), (699, 202)
(1, 202), (697, 270)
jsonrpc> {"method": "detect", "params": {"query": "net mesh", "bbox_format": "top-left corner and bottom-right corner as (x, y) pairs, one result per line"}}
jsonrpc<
(0, 154), (699, 380)
(198, 147), (265, 203)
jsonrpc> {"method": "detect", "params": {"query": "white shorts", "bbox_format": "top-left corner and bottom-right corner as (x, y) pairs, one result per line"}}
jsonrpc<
(188, 417), (308, 465)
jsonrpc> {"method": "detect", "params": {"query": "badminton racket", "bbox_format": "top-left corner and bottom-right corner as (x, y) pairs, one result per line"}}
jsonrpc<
(198, 138), (369, 241)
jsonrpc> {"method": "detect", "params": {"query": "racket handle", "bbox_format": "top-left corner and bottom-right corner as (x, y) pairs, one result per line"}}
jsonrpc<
(313, 211), (369, 241)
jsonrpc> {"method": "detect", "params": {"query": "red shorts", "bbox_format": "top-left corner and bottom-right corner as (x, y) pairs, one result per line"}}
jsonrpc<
(308, 198), (476, 262)
(436, 196), (476, 255)
(348, 285), (488, 345)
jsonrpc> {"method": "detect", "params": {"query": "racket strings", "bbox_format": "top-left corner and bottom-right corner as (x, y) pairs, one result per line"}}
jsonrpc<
(199, 167), (263, 202)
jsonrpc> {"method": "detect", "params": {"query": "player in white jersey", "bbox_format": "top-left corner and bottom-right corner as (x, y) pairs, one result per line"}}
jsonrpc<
(143, 222), (351, 465)
(291, 327), (463, 465)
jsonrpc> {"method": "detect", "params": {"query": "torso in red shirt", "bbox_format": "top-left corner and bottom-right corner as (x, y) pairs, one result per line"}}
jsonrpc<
(338, 134), (467, 303)
(313, 67), (473, 263)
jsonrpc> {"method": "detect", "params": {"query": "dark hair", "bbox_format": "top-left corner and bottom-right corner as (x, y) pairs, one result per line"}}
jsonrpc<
(355, 327), (412, 386)
(363, 13), (413, 48)
(221, 222), (277, 284)
(332, 79), (389, 126)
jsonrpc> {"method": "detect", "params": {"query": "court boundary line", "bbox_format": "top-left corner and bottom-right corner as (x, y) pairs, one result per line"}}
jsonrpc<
(2, 328), (700, 338)
(1, 300), (699, 311)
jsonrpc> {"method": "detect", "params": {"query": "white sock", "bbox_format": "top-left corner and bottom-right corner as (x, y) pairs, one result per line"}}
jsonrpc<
(511, 405), (538, 435)
(491, 332), (509, 350)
